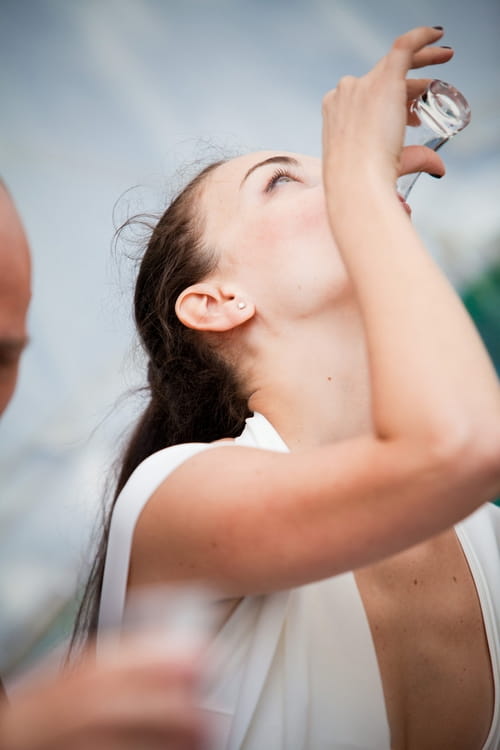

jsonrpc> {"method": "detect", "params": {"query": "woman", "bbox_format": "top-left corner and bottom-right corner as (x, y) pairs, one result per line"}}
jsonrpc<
(75, 26), (500, 750)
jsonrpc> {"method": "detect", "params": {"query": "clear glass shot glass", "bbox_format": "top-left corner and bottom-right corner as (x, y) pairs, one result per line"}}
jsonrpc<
(120, 583), (223, 750)
(396, 79), (471, 200)
(121, 583), (218, 651)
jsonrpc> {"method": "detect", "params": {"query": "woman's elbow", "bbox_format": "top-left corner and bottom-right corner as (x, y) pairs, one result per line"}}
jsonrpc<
(429, 419), (500, 493)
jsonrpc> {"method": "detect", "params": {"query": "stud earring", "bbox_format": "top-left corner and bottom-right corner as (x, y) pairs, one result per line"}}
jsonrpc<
(237, 301), (246, 310)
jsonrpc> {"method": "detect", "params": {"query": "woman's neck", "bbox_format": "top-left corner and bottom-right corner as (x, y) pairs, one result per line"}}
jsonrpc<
(246, 302), (373, 449)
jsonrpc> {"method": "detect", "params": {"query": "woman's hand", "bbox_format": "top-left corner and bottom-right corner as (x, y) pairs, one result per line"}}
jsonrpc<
(322, 26), (453, 197)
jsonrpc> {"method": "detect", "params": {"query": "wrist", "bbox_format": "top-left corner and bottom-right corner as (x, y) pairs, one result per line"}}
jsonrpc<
(326, 171), (401, 231)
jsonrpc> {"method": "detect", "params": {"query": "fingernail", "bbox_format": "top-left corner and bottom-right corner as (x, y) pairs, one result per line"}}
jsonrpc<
(432, 25), (444, 30)
(430, 173), (442, 179)
(440, 45), (452, 49)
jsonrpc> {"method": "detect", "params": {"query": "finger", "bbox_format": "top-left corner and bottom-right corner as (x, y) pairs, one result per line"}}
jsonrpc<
(406, 78), (432, 102)
(411, 44), (454, 70)
(399, 145), (446, 178)
(381, 26), (446, 76)
(393, 25), (445, 55)
(405, 79), (432, 126)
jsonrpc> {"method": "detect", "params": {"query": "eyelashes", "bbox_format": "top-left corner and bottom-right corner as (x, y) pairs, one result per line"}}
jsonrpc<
(264, 166), (301, 193)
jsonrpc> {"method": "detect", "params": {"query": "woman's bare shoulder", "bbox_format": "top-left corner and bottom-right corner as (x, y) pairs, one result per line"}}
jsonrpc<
(128, 434), (486, 597)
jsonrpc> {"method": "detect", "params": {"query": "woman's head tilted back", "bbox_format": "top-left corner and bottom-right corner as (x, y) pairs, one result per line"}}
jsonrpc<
(123, 149), (349, 488)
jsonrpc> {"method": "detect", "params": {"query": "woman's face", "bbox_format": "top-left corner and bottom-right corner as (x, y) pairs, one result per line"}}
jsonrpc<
(199, 151), (351, 323)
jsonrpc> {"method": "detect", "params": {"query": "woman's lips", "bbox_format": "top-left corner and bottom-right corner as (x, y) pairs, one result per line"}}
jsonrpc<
(398, 193), (412, 216)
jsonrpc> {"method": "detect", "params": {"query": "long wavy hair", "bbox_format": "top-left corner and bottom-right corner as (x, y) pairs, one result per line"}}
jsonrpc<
(70, 160), (250, 653)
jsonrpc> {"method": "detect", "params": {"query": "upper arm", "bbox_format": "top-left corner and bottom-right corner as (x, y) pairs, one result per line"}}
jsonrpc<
(129, 436), (496, 596)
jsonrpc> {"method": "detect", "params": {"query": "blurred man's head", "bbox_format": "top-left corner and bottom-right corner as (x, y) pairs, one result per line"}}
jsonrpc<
(0, 183), (31, 416)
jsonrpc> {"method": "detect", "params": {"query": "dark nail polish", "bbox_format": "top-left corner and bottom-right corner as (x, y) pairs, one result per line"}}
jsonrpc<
(430, 173), (442, 179)
(432, 25), (444, 30)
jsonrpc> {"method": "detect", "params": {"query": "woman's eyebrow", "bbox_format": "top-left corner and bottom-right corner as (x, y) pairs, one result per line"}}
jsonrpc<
(240, 155), (300, 188)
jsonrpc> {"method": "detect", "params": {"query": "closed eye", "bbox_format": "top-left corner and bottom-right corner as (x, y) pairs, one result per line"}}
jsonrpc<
(265, 167), (301, 193)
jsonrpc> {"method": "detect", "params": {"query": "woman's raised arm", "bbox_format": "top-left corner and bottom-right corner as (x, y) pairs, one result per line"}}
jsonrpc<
(322, 26), (500, 450)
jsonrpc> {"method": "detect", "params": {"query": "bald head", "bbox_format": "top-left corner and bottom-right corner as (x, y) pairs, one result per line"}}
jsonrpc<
(0, 183), (31, 416)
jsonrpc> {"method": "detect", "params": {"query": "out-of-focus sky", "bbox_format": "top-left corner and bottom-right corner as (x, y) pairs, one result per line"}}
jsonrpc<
(1, 0), (499, 679)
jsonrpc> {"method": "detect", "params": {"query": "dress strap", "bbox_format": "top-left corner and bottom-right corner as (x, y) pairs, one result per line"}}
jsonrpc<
(96, 442), (215, 655)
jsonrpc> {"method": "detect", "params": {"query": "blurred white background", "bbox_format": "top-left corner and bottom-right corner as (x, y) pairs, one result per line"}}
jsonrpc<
(1, 0), (499, 680)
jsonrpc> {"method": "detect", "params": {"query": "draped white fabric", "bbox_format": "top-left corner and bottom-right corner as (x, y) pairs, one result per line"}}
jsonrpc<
(98, 413), (500, 749)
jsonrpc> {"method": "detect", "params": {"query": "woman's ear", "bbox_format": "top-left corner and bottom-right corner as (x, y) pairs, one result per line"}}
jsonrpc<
(175, 283), (254, 332)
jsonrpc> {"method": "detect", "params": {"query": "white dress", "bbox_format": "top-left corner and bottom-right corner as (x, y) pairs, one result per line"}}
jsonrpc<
(97, 412), (500, 749)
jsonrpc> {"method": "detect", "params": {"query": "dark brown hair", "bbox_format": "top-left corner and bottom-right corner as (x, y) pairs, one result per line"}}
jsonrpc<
(71, 160), (250, 650)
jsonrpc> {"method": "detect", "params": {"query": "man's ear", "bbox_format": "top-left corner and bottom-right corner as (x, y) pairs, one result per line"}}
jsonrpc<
(175, 282), (254, 332)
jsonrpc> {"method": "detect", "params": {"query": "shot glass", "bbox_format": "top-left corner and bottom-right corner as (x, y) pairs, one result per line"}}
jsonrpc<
(396, 79), (471, 200)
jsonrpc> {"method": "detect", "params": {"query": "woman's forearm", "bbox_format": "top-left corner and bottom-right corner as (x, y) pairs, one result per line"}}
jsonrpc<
(330, 179), (500, 449)
(320, 28), (500, 458)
